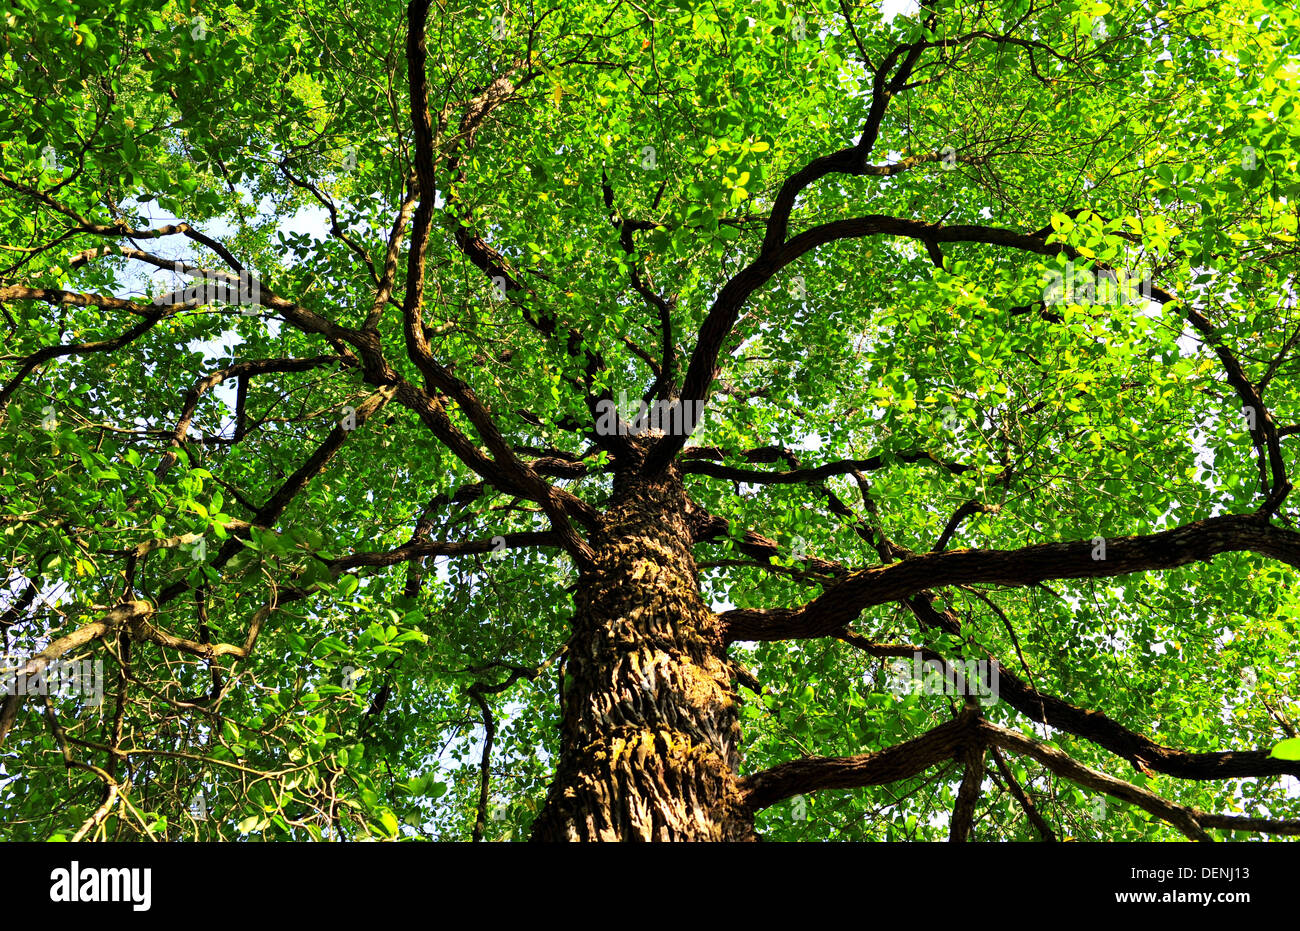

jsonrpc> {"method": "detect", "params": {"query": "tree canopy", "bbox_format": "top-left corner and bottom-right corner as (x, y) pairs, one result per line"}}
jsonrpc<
(2, 0), (1300, 842)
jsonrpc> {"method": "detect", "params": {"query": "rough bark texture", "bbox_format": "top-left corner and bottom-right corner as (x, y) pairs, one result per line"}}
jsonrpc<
(530, 464), (754, 840)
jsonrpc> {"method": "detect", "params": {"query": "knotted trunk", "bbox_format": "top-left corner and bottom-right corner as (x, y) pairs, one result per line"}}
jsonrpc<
(530, 467), (755, 841)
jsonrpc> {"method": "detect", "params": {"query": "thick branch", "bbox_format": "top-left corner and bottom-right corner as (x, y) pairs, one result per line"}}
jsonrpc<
(949, 742), (987, 842)
(740, 709), (978, 812)
(723, 513), (1300, 642)
(681, 447), (971, 484)
(836, 635), (1300, 781)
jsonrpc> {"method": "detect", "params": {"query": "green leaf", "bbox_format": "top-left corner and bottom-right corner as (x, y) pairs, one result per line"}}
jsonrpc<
(1269, 738), (1300, 761)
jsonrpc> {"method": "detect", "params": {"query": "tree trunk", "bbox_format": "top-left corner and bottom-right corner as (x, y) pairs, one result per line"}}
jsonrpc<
(530, 466), (755, 841)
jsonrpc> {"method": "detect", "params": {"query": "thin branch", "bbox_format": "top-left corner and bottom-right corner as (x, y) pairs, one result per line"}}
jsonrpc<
(990, 745), (1056, 841)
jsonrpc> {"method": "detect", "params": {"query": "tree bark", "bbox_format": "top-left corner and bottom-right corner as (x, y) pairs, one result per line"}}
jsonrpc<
(530, 465), (754, 840)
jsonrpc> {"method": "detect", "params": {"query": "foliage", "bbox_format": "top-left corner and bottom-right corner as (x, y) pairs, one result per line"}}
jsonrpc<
(1, 0), (1299, 841)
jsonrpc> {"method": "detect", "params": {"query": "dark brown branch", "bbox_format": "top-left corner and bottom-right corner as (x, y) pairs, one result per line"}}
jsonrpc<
(0, 601), (150, 747)
(722, 513), (1300, 643)
(949, 741), (987, 842)
(681, 448), (972, 484)
(327, 530), (561, 572)
(650, 210), (1068, 471)
(0, 294), (177, 411)
(403, 5), (595, 566)
(155, 355), (341, 476)
(602, 169), (676, 391)
(740, 708), (979, 812)
(934, 500), (998, 553)
(977, 719), (1212, 841)
(990, 745), (1056, 841)
(153, 386), (399, 606)
(468, 684), (496, 842)
(467, 663), (538, 840)
(835, 634), (1300, 782)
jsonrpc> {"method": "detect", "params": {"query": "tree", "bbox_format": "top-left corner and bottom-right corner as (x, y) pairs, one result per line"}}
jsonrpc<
(1, 0), (1299, 843)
